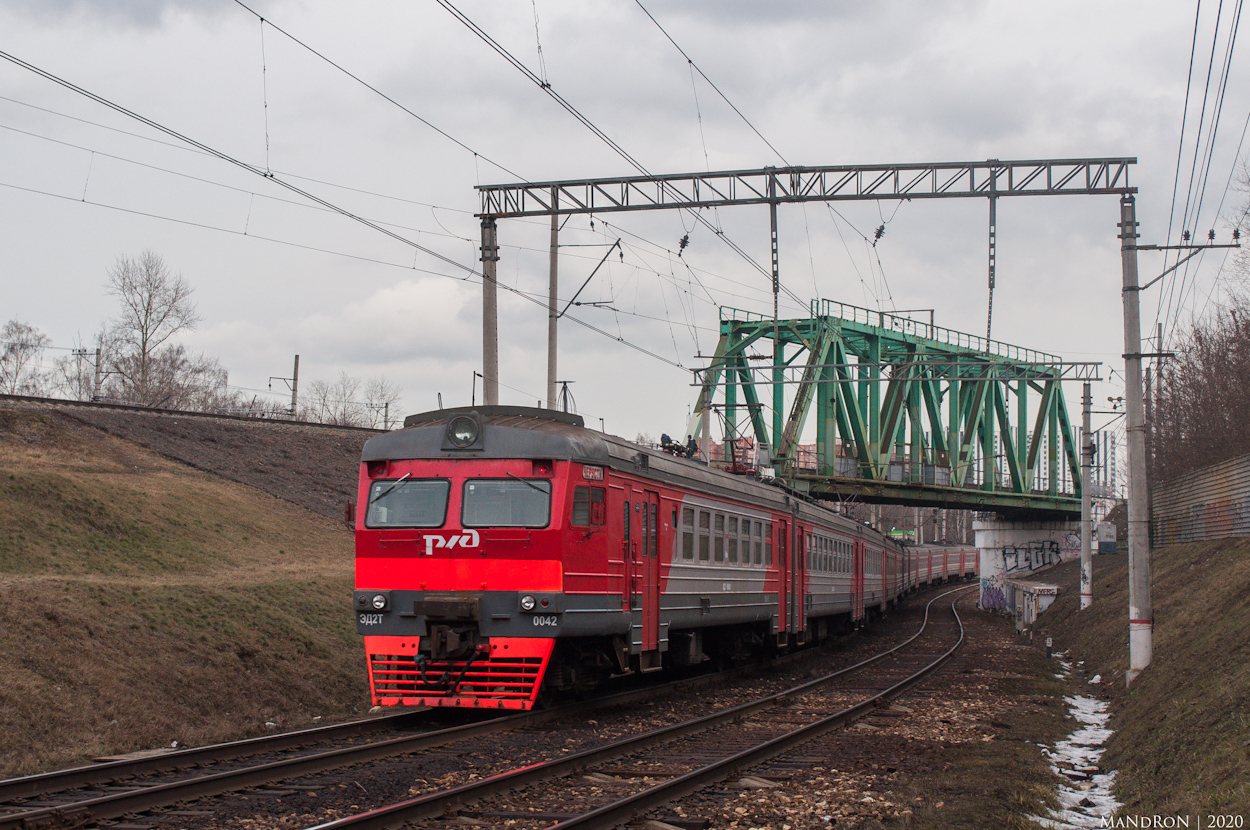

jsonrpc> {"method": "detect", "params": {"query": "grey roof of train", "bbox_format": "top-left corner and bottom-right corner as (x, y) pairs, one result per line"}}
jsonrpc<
(364, 406), (894, 546)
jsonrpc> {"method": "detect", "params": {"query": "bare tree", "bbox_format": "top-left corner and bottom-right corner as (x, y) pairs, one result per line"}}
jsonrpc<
(301, 371), (366, 426)
(363, 376), (403, 429)
(1152, 290), (1250, 482)
(50, 339), (97, 401)
(1150, 165), (1250, 483)
(299, 371), (404, 428)
(101, 250), (201, 405)
(0, 319), (51, 395)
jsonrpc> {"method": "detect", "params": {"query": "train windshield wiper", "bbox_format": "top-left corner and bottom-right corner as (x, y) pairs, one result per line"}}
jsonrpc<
(369, 472), (411, 504)
(506, 472), (548, 493)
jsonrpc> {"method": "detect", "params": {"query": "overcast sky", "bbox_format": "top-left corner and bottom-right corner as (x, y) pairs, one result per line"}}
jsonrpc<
(2, 0), (1246, 444)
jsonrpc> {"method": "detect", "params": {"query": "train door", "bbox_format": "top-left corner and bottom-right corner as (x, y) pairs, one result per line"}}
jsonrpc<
(776, 518), (789, 635)
(641, 490), (660, 652)
(621, 490), (633, 613)
(853, 539), (865, 621)
(792, 525), (806, 636)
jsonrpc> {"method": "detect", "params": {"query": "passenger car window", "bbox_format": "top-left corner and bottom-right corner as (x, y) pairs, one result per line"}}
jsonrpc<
(682, 507), (694, 560)
(365, 479), (450, 528)
(698, 510), (710, 561)
(462, 479), (551, 528)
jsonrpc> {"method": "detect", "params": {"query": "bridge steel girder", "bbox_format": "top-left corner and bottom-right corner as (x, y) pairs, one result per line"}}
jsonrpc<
(699, 302), (1082, 517)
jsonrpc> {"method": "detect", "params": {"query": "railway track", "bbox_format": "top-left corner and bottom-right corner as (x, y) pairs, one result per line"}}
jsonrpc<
(0, 616), (907, 830)
(302, 586), (972, 830)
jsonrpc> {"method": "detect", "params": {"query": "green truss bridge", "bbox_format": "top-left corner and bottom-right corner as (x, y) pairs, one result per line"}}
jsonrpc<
(690, 300), (1096, 519)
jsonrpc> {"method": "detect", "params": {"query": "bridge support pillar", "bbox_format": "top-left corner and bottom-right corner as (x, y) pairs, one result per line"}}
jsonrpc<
(974, 517), (1080, 613)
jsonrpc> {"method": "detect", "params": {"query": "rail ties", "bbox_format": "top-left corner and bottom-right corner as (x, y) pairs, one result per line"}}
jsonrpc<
(306, 587), (973, 830)
(0, 644), (841, 830)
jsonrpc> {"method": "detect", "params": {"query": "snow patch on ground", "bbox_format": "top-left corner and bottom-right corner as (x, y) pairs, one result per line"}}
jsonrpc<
(1029, 694), (1123, 829)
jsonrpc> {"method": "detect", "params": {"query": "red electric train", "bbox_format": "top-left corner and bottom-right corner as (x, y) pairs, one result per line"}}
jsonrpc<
(353, 406), (976, 711)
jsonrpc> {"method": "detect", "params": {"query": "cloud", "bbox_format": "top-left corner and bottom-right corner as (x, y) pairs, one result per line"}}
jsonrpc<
(5, 0), (228, 28)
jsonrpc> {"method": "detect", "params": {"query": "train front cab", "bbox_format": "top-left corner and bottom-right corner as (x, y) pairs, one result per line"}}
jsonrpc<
(355, 451), (569, 711)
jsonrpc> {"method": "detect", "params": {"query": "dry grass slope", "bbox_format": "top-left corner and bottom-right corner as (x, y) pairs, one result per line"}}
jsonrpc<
(1036, 543), (1250, 816)
(0, 408), (367, 777)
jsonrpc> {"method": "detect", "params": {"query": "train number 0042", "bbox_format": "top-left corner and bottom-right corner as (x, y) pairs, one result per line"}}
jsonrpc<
(532, 615), (559, 627)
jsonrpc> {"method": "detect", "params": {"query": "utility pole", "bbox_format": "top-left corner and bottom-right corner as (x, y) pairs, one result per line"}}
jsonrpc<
(768, 174), (781, 468)
(290, 354), (299, 416)
(92, 346), (102, 401)
(987, 192), (997, 341)
(1080, 381), (1093, 609)
(481, 217), (500, 406)
(547, 190), (559, 409)
(1119, 195), (1151, 685)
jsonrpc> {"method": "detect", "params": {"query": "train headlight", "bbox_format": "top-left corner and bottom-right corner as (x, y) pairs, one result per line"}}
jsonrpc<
(520, 594), (536, 611)
(447, 415), (479, 448)
(371, 593), (388, 610)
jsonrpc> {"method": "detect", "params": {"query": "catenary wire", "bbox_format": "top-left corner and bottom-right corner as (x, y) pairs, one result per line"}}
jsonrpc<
(0, 47), (481, 277)
(434, 0), (806, 308)
(1163, 0), (1228, 339)
(0, 175), (688, 369)
(632, 0), (789, 166)
(230, 0), (526, 182)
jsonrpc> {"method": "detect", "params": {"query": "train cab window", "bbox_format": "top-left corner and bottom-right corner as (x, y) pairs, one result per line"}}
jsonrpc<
(698, 510), (711, 561)
(623, 501), (631, 542)
(681, 507), (695, 560)
(365, 478), (450, 528)
(570, 486), (606, 527)
(713, 514), (725, 562)
(764, 523), (773, 565)
(727, 517), (738, 563)
(753, 522), (763, 565)
(462, 479), (551, 528)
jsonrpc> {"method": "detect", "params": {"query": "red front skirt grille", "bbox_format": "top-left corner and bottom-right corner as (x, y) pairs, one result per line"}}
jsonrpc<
(364, 636), (554, 711)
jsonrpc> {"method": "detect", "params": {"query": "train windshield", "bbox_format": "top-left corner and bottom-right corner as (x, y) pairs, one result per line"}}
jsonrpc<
(365, 479), (450, 528)
(462, 478), (551, 528)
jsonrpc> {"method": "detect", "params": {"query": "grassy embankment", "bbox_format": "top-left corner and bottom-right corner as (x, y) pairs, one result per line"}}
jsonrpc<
(1037, 542), (1250, 816)
(0, 408), (367, 777)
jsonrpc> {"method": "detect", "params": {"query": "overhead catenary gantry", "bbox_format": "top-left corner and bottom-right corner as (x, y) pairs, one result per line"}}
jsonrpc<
(475, 157), (1134, 408)
(473, 158), (1134, 509)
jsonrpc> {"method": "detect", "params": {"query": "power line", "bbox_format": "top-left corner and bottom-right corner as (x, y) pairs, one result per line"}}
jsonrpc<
(0, 120), (470, 242)
(632, 0), (789, 166)
(0, 85), (784, 319)
(0, 176), (472, 280)
(9, 116), (731, 292)
(0, 175), (688, 370)
(0, 48), (738, 373)
(0, 47), (481, 278)
(1164, 0), (1229, 334)
(435, 0), (803, 307)
(1163, 0), (1244, 344)
(229, 0), (526, 182)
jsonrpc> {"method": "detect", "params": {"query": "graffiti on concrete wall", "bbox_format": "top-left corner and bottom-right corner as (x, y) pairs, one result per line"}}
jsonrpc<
(980, 576), (1008, 609)
(1001, 540), (1061, 574)
(976, 524), (1082, 612)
